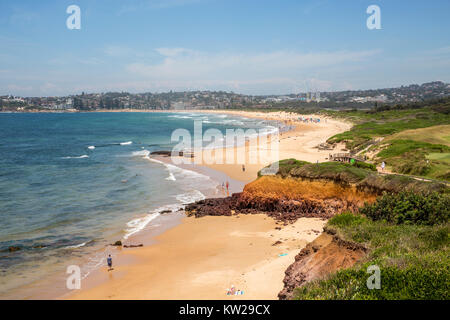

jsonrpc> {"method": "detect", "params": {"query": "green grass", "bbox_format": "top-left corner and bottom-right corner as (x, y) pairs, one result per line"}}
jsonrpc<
(387, 125), (450, 146)
(375, 140), (450, 180)
(293, 206), (450, 300)
(377, 140), (450, 158)
(328, 111), (450, 151)
(324, 102), (450, 181)
(326, 103), (450, 149)
(260, 159), (448, 194)
(427, 152), (450, 163)
(289, 161), (372, 183)
(264, 158), (310, 178)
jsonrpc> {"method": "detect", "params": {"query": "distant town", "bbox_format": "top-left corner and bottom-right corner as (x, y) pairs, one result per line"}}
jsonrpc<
(1, 81), (449, 112)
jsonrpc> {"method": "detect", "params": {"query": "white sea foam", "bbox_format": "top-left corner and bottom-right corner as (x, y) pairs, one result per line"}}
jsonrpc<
(166, 172), (176, 181)
(124, 203), (183, 239)
(123, 212), (160, 239)
(120, 141), (133, 145)
(62, 155), (89, 159)
(175, 190), (205, 204)
(146, 156), (210, 183)
(131, 150), (150, 157)
(65, 242), (87, 249)
(168, 115), (193, 119)
(87, 146), (95, 150)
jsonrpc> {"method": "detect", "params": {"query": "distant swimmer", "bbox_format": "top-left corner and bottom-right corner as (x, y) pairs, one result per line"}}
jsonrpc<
(107, 254), (113, 271)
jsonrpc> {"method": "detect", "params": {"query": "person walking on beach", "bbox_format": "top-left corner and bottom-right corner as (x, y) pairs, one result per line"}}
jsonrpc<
(242, 164), (245, 172)
(226, 180), (229, 196)
(107, 254), (113, 271)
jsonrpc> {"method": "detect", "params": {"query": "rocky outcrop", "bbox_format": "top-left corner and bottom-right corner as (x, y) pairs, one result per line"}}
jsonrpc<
(278, 230), (367, 300)
(185, 176), (377, 223)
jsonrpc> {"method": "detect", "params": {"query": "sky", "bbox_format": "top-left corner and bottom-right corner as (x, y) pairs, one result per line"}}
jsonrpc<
(0, 0), (449, 96)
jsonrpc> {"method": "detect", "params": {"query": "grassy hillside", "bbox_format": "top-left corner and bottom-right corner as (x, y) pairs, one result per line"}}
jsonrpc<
(293, 192), (450, 300)
(257, 159), (449, 299)
(260, 159), (448, 194)
(386, 125), (450, 146)
(323, 98), (450, 181)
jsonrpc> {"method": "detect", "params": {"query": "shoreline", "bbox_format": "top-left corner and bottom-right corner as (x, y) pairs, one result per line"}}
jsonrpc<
(62, 110), (351, 300)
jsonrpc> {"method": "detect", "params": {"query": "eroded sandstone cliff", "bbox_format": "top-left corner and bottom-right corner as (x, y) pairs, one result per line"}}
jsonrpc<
(185, 176), (377, 223)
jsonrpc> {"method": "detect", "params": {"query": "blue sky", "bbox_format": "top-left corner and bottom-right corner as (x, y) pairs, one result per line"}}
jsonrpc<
(1, 0), (449, 96)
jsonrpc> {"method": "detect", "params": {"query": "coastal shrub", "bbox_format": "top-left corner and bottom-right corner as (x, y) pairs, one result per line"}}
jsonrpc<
(359, 191), (449, 225)
(393, 157), (431, 176)
(353, 161), (377, 171)
(273, 159), (310, 178)
(257, 158), (310, 178)
(328, 212), (367, 228)
(357, 173), (448, 195)
(289, 162), (372, 184)
(294, 212), (450, 300)
(294, 265), (450, 300)
(437, 171), (450, 181)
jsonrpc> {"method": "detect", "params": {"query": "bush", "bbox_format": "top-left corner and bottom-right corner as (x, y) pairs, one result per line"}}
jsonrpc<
(328, 212), (367, 228)
(289, 161), (372, 184)
(353, 161), (377, 171)
(258, 158), (310, 178)
(359, 192), (449, 225)
(294, 265), (450, 300)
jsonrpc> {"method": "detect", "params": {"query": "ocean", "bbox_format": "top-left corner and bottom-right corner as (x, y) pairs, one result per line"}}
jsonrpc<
(0, 111), (278, 298)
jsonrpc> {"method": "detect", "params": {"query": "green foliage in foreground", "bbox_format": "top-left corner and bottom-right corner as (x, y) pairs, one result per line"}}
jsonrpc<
(359, 192), (450, 225)
(294, 265), (449, 300)
(293, 193), (450, 300)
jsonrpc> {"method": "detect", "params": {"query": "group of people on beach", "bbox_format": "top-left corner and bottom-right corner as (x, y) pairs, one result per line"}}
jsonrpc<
(221, 180), (230, 196)
(226, 285), (244, 296)
(298, 116), (321, 123)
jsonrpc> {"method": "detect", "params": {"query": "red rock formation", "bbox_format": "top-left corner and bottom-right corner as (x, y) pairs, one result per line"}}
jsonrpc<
(278, 230), (367, 300)
(185, 176), (377, 223)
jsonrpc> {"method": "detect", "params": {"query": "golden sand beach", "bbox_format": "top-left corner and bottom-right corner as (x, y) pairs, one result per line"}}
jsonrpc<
(65, 110), (351, 300)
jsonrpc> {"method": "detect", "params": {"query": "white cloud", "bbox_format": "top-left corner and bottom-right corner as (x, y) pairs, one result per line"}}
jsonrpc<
(6, 84), (33, 92)
(124, 47), (381, 93)
(155, 47), (195, 57)
(105, 45), (135, 57)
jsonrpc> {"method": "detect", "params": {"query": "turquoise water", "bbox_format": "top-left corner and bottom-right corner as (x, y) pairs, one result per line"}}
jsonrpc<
(0, 112), (277, 297)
